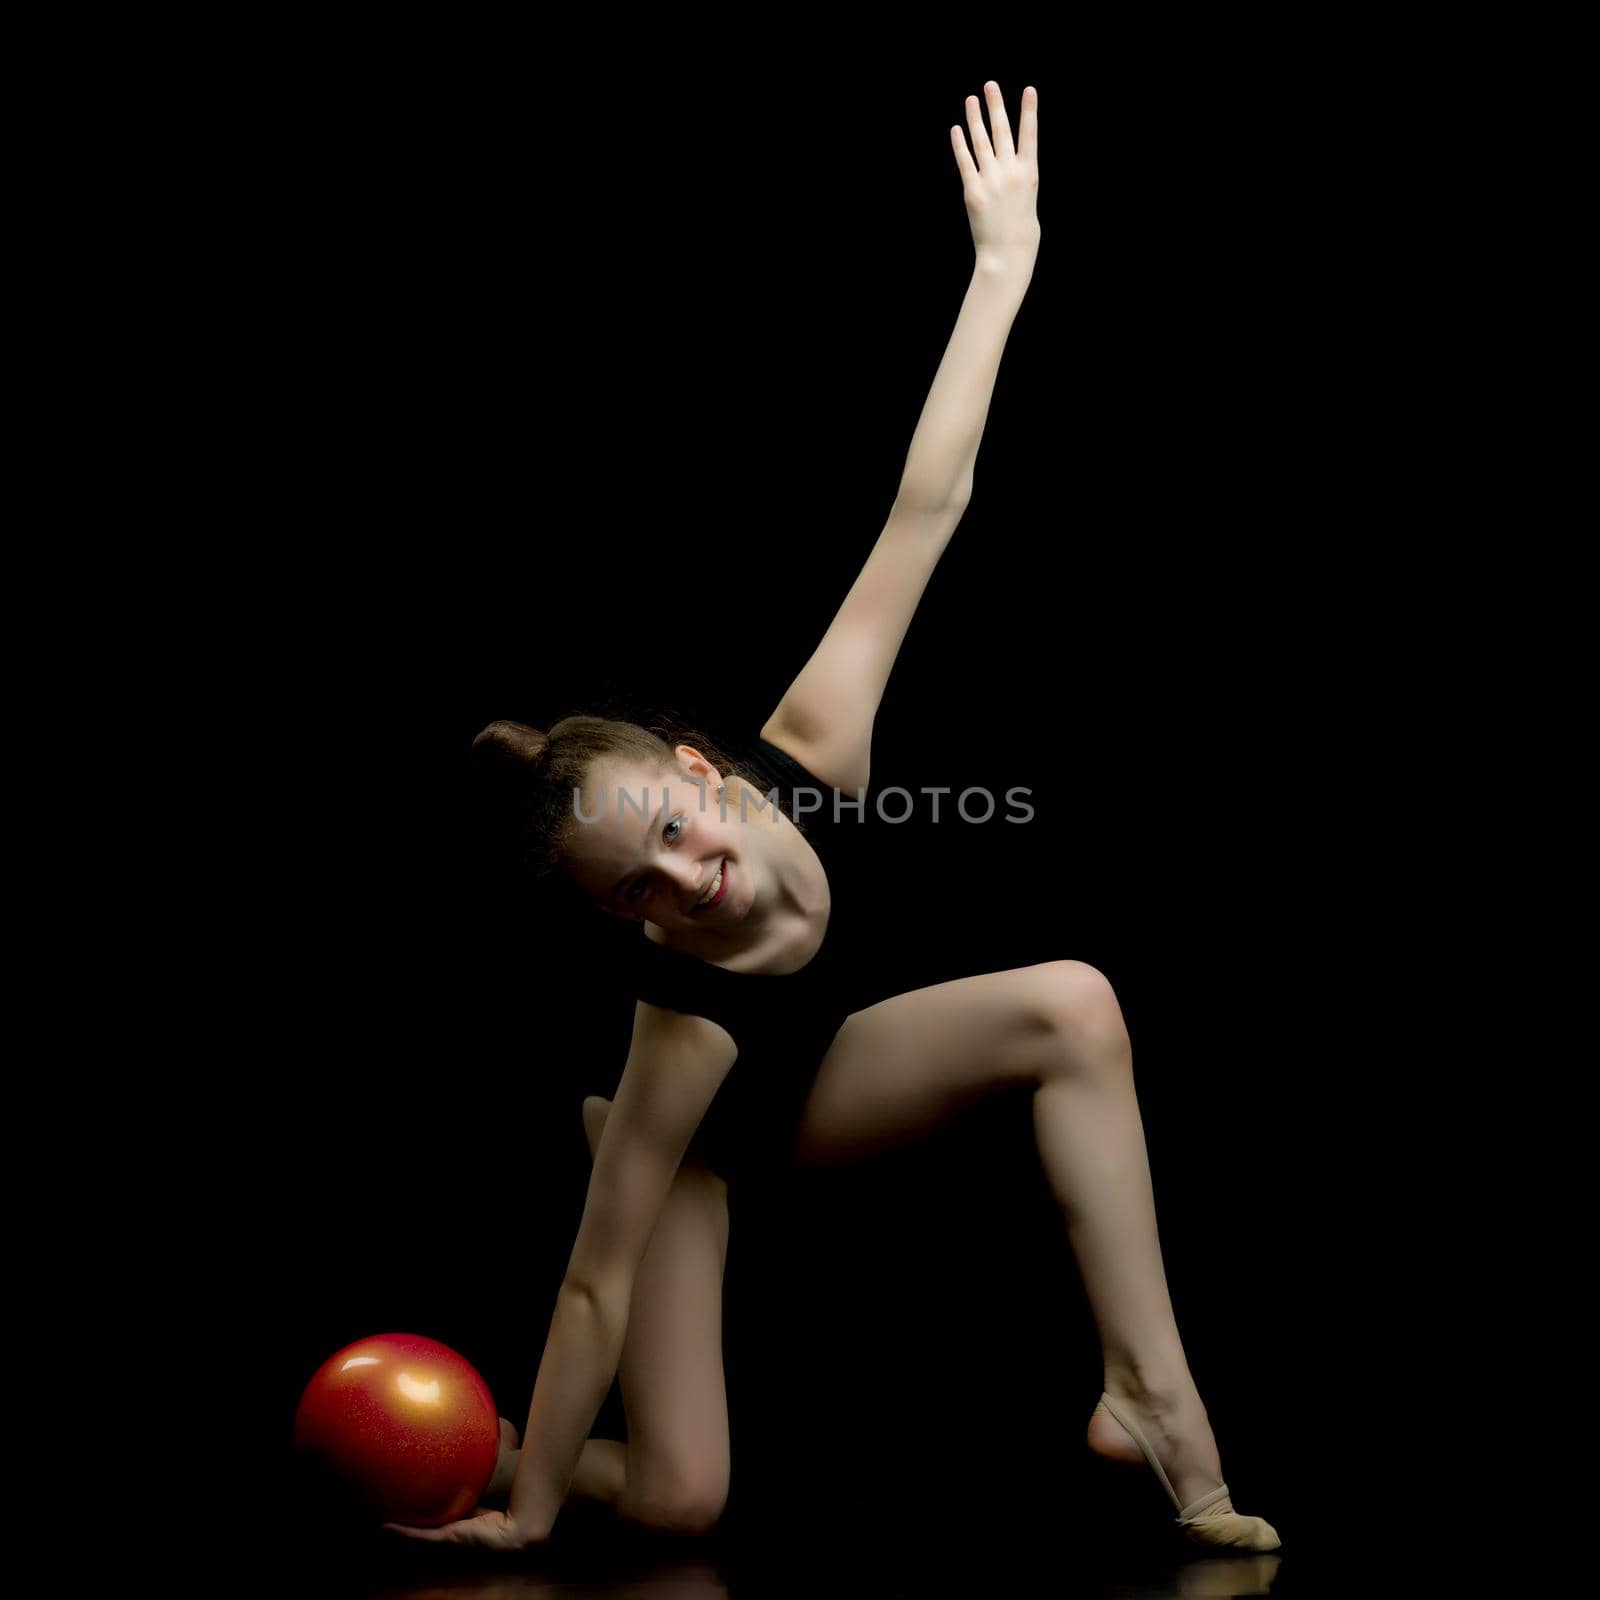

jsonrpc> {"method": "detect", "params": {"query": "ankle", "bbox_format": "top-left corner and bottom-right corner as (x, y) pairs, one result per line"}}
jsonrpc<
(1107, 1350), (1196, 1388)
(1101, 1365), (1198, 1414)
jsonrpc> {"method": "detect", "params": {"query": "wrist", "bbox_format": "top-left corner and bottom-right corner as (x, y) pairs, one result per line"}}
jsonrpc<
(507, 1511), (554, 1548)
(973, 246), (1037, 290)
(508, 1513), (551, 1551)
(506, 1485), (558, 1544)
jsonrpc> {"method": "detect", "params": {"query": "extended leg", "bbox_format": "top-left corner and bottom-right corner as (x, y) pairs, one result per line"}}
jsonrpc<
(792, 959), (1247, 1520)
(1026, 967), (1237, 1514)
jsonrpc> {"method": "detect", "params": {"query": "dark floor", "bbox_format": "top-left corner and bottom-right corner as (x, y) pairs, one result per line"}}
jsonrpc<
(246, 1467), (1392, 1600)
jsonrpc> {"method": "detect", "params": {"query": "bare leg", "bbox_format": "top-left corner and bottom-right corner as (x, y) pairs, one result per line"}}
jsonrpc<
(793, 953), (1241, 1516)
(793, 961), (1248, 1520)
(1030, 974), (1236, 1515)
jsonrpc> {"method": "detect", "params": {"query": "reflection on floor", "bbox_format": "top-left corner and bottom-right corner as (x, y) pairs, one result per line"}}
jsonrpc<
(252, 1489), (1379, 1600)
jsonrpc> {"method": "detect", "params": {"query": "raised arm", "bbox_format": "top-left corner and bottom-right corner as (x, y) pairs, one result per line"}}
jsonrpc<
(760, 82), (1041, 795)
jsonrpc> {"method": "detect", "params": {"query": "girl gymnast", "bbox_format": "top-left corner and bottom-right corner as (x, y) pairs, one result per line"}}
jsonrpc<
(385, 80), (1280, 1556)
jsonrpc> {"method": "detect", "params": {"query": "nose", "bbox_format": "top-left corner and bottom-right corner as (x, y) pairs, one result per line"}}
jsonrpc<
(657, 856), (709, 911)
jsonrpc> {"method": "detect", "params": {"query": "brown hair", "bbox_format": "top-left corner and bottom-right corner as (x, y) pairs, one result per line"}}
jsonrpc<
(470, 707), (784, 907)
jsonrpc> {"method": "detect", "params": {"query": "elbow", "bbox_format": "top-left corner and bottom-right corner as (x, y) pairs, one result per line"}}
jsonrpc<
(894, 485), (970, 521)
(557, 1275), (597, 1308)
(558, 1273), (628, 1331)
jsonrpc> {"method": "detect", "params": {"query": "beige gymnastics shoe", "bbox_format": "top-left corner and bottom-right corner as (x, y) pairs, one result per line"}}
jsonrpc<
(1092, 1391), (1282, 1552)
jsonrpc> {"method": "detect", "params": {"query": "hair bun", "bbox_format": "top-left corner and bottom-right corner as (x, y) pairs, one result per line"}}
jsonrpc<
(471, 719), (550, 766)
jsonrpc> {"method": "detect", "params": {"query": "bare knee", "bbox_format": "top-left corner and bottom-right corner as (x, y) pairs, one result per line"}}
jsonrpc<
(625, 1471), (730, 1536)
(582, 1095), (611, 1158)
(1031, 960), (1131, 1075)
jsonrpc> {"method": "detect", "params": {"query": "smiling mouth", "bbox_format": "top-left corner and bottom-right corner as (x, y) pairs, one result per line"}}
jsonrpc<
(693, 858), (728, 913)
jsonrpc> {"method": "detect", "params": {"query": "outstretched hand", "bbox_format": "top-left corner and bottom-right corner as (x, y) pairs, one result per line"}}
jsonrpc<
(951, 81), (1041, 275)
(381, 1506), (544, 1552)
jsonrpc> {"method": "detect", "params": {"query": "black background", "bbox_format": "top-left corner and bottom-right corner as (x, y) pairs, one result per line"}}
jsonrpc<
(194, 42), (1466, 1595)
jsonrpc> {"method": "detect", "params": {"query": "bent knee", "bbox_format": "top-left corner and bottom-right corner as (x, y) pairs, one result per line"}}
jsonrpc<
(1033, 960), (1130, 1064)
(657, 1492), (729, 1536)
(629, 1475), (729, 1536)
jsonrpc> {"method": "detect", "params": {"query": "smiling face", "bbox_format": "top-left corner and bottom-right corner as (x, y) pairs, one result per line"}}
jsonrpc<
(562, 746), (766, 932)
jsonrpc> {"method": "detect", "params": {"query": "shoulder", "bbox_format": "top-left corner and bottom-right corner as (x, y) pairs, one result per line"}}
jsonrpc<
(620, 1000), (739, 1126)
(630, 997), (738, 1065)
(754, 717), (867, 797)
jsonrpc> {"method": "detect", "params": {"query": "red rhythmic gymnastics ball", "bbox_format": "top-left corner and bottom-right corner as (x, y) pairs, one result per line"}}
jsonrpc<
(292, 1331), (500, 1527)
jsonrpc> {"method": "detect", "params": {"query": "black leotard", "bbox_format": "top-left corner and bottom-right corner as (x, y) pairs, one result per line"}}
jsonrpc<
(624, 735), (868, 1192)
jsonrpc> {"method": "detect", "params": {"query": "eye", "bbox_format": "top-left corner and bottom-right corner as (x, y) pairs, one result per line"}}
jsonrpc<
(625, 815), (683, 901)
